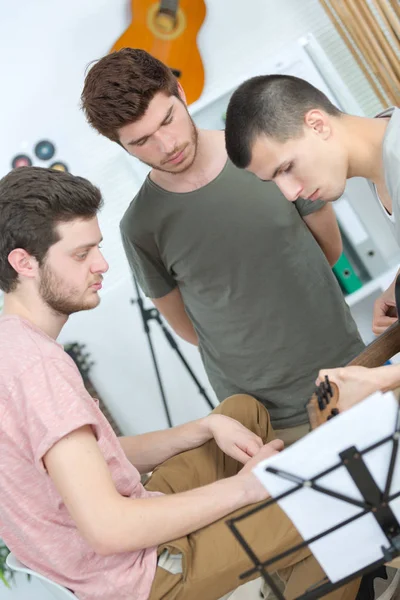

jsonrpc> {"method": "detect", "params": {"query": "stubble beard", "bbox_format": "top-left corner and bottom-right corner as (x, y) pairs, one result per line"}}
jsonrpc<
(39, 263), (99, 317)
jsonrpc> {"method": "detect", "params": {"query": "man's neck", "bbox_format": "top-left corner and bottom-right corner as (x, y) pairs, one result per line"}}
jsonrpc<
(2, 293), (67, 340)
(345, 114), (390, 185)
(149, 130), (227, 193)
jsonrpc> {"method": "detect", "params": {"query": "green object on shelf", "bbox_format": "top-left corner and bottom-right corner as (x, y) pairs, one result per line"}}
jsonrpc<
(332, 252), (363, 294)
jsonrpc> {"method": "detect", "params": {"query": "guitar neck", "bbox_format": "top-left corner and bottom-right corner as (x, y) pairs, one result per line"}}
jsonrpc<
(348, 321), (400, 368)
(83, 378), (123, 438)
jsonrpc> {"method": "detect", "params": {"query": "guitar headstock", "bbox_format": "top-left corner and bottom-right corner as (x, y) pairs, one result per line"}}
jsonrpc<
(307, 376), (340, 429)
(64, 342), (95, 384)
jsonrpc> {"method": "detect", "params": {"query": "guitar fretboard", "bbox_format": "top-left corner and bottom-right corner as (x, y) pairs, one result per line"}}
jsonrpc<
(84, 379), (123, 437)
(64, 343), (123, 438)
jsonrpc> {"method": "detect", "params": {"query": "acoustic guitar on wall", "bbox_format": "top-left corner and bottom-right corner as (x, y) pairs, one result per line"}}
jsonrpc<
(110, 0), (206, 105)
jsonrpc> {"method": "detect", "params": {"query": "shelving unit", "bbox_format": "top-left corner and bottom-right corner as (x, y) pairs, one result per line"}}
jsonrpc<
(345, 266), (399, 309)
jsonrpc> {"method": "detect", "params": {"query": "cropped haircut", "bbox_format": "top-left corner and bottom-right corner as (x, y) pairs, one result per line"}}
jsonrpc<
(225, 74), (342, 168)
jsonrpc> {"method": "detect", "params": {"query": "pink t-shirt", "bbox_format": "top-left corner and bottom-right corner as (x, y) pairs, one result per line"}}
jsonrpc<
(0, 315), (159, 600)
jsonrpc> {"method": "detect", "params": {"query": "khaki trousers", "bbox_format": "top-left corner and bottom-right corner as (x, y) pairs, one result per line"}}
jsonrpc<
(145, 395), (360, 600)
(274, 422), (311, 447)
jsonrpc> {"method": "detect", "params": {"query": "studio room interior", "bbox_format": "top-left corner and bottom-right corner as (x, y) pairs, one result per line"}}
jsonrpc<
(1, 1), (400, 600)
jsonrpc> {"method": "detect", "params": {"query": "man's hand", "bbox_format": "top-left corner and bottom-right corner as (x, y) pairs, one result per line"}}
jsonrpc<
(237, 440), (285, 504)
(206, 414), (264, 464)
(373, 283), (397, 335)
(316, 365), (392, 412)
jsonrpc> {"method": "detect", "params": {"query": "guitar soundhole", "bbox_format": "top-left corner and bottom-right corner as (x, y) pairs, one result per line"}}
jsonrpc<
(147, 4), (186, 41)
(171, 68), (181, 78)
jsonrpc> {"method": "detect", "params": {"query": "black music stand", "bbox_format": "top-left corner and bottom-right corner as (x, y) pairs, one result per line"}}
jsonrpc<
(227, 402), (400, 600)
(131, 277), (215, 427)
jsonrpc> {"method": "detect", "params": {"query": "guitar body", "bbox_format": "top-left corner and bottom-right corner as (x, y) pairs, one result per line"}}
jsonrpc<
(111, 0), (206, 105)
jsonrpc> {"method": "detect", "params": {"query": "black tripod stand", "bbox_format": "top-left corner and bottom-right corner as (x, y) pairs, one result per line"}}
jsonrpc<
(131, 277), (215, 427)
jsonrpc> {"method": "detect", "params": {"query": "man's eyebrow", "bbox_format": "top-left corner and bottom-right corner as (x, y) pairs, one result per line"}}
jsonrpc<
(272, 163), (285, 179)
(72, 237), (103, 251)
(258, 164), (283, 182)
(127, 106), (174, 146)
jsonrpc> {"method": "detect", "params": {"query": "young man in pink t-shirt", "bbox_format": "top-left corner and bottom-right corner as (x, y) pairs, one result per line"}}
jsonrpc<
(0, 167), (359, 600)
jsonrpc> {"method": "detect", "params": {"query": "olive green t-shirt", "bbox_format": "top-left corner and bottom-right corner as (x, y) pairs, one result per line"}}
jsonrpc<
(120, 160), (363, 428)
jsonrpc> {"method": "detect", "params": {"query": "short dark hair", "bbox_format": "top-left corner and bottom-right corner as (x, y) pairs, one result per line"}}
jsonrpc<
(225, 74), (342, 168)
(81, 48), (180, 142)
(0, 166), (103, 293)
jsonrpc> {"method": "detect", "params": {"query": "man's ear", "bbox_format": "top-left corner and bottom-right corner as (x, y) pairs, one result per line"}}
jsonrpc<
(304, 109), (332, 140)
(177, 82), (187, 105)
(7, 249), (39, 280)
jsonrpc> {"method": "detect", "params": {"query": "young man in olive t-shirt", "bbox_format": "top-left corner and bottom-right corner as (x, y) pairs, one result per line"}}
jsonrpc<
(81, 49), (364, 446)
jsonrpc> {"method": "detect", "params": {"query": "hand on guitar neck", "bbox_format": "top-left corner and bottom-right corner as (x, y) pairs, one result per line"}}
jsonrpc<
(316, 364), (400, 413)
(308, 363), (400, 430)
(308, 325), (400, 429)
(308, 274), (400, 429)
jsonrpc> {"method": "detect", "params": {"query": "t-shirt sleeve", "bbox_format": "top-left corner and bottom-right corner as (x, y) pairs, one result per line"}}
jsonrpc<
(295, 197), (326, 217)
(120, 226), (177, 299)
(17, 358), (99, 473)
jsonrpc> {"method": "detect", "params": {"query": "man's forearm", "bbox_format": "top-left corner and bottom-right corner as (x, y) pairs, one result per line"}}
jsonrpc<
(378, 364), (400, 392)
(119, 416), (213, 473)
(172, 320), (198, 345)
(92, 474), (253, 555)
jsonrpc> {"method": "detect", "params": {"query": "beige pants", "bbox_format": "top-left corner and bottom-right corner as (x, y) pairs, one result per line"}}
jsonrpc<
(146, 395), (359, 600)
(274, 422), (311, 447)
(261, 421), (311, 599)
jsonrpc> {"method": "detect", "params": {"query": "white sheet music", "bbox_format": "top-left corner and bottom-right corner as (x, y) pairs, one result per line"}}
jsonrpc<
(253, 391), (400, 583)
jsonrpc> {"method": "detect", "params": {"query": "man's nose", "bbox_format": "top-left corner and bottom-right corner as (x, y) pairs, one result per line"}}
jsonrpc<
(154, 131), (176, 154)
(92, 249), (109, 273)
(277, 179), (303, 202)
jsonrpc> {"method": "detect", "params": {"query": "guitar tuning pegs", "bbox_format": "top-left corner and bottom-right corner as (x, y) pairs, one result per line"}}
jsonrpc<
(327, 408), (339, 420)
(315, 375), (335, 412)
(325, 375), (332, 396)
(316, 387), (325, 410)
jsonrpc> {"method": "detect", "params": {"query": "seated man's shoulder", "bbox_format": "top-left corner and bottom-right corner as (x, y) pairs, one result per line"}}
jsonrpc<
(0, 315), (65, 380)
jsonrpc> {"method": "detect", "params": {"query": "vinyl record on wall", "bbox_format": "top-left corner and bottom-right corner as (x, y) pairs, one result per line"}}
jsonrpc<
(34, 140), (56, 161)
(11, 154), (33, 169)
(50, 161), (69, 172)
(11, 139), (68, 172)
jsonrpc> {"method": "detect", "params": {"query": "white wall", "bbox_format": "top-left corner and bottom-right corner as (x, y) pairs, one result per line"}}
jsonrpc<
(0, 2), (384, 595)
